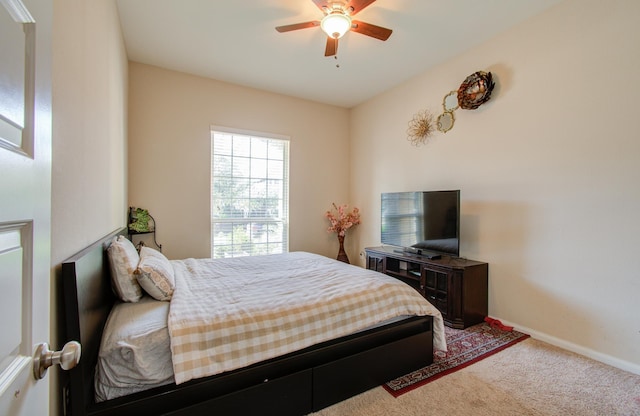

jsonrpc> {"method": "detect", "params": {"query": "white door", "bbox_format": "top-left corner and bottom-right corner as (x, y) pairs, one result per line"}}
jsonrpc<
(0, 0), (52, 414)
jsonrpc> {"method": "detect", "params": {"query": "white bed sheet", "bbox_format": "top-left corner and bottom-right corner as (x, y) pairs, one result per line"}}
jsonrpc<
(94, 297), (173, 402)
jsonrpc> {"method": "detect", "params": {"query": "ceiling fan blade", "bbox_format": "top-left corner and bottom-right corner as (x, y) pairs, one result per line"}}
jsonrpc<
(311, 0), (331, 12)
(324, 37), (338, 56)
(311, 0), (376, 16)
(275, 21), (320, 33)
(351, 20), (392, 40)
(346, 0), (377, 16)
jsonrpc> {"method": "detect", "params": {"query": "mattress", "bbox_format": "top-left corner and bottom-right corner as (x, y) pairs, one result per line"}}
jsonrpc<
(95, 252), (445, 401)
(94, 299), (418, 402)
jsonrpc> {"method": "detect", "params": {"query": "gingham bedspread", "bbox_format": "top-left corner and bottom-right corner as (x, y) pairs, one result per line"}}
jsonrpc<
(168, 251), (446, 385)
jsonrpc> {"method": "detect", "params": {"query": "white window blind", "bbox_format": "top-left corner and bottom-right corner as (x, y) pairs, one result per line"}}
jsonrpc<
(211, 128), (289, 258)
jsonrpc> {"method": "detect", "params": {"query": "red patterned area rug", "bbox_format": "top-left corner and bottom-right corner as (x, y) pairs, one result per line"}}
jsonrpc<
(383, 322), (530, 397)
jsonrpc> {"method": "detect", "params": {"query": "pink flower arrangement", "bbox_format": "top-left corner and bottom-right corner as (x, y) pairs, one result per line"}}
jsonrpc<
(325, 203), (361, 237)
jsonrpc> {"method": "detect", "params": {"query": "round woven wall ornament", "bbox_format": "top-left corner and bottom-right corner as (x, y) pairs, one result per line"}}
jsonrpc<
(457, 71), (495, 110)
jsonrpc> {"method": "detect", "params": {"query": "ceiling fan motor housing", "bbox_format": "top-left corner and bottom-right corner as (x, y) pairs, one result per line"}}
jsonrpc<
(321, 11), (352, 39)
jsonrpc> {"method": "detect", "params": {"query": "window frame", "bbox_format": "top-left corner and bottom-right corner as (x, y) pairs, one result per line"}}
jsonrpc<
(210, 125), (290, 258)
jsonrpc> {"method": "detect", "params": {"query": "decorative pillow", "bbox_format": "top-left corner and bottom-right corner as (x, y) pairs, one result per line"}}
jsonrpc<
(135, 246), (175, 301)
(107, 235), (143, 302)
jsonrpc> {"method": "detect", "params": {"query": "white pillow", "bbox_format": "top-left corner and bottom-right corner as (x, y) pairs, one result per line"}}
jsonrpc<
(107, 235), (143, 302)
(135, 246), (175, 301)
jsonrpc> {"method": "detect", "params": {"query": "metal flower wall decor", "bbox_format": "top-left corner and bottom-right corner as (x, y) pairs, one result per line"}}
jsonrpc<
(406, 110), (435, 146)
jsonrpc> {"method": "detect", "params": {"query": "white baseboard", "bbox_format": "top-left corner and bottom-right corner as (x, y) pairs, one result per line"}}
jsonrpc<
(495, 318), (640, 376)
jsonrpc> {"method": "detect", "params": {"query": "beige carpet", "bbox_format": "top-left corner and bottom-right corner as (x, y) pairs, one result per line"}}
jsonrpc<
(310, 338), (640, 415)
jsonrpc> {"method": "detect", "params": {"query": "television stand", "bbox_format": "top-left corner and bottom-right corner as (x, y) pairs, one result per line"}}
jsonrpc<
(365, 246), (488, 329)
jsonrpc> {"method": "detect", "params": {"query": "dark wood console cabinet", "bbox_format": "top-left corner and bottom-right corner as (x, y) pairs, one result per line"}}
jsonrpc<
(365, 247), (488, 329)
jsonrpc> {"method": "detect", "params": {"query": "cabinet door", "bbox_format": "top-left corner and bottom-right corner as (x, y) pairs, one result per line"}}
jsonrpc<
(423, 268), (449, 319)
(449, 271), (464, 324)
(366, 254), (384, 272)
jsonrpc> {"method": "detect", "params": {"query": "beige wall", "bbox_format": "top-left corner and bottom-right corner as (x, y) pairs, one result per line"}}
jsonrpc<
(350, 0), (640, 373)
(51, 0), (128, 414)
(52, 0), (128, 263)
(127, 63), (351, 260)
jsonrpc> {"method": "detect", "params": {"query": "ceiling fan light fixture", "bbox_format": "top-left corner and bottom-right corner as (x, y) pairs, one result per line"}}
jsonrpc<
(321, 12), (352, 39)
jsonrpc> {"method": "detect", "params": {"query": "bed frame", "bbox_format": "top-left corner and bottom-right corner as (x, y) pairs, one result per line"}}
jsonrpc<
(60, 228), (434, 416)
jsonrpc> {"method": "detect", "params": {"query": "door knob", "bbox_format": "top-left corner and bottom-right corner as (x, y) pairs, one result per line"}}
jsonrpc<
(33, 341), (81, 379)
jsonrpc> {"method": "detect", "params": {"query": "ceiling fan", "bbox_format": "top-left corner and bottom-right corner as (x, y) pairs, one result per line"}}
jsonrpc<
(275, 0), (392, 57)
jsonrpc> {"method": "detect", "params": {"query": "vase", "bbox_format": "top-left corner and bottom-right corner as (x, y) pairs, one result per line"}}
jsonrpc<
(336, 234), (350, 264)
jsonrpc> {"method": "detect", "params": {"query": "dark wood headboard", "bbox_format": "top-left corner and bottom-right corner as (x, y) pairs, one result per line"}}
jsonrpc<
(61, 228), (126, 415)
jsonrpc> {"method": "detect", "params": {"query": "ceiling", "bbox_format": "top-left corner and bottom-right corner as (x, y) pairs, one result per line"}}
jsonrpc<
(115, 0), (561, 108)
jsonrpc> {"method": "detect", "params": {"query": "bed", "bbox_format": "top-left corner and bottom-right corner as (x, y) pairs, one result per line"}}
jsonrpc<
(60, 228), (444, 416)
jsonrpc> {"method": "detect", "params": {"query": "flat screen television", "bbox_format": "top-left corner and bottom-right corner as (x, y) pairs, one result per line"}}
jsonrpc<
(381, 190), (460, 258)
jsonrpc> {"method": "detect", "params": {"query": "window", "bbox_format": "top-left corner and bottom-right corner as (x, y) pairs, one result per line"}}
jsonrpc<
(211, 127), (289, 258)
